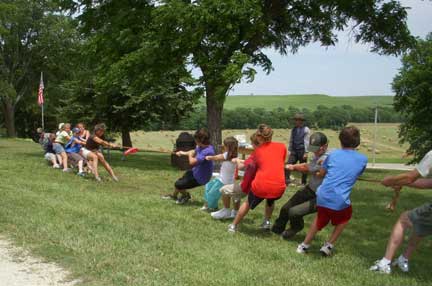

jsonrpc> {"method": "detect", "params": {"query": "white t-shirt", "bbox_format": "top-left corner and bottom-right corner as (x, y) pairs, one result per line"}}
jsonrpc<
(218, 152), (237, 185)
(417, 150), (432, 178)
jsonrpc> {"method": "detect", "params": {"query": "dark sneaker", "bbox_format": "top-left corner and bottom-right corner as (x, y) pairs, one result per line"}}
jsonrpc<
(281, 229), (299, 240)
(271, 224), (285, 235)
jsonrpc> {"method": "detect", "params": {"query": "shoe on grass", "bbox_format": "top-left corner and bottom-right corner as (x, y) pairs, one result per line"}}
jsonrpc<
(161, 194), (177, 200)
(112, 176), (119, 182)
(95, 176), (102, 182)
(392, 255), (409, 273)
(319, 242), (334, 257)
(53, 164), (60, 169)
(176, 193), (191, 205)
(228, 223), (237, 233)
(77, 172), (86, 177)
(63, 168), (72, 173)
(370, 259), (391, 274)
(260, 219), (272, 230)
(230, 209), (237, 219)
(211, 208), (232, 220)
(281, 229), (299, 240)
(296, 243), (309, 254)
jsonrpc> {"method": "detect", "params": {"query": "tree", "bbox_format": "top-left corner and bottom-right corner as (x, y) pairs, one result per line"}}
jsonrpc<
(59, 0), (203, 146)
(0, 0), (78, 137)
(393, 33), (432, 163)
(154, 0), (413, 148)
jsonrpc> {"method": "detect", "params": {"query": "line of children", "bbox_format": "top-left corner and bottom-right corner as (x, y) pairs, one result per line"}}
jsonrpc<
(39, 123), (120, 182)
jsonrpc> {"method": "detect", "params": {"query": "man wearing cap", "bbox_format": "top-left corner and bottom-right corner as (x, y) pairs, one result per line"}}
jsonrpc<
(272, 132), (329, 239)
(286, 113), (311, 185)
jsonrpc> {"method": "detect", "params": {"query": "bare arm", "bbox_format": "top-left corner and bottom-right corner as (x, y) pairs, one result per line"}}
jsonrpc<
(93, 136), (118, 149)
(316, 168), (327, 178)
(382, 169), (421, 187)
(205, 154), (225, 161)
(407, 178), (432, 189)
(285, 163), (309, 173)
(232, 158), (245, 170)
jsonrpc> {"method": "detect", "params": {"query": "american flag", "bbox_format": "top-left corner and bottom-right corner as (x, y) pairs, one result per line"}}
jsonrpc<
(37, 73), (44, 106)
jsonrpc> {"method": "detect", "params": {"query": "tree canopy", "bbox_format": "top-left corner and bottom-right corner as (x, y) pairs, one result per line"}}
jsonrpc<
(393, 33), (432, 163)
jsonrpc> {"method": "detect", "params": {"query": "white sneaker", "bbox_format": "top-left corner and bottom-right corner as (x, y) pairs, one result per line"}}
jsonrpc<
(200, 205), (209, 211)
(230, 209), (237, 219)
(211, 208), (231, 220)
(112, 176), (119, 182)
(296, 243), (309, 254)
(53, 164), (60, 169)
(392, 255), (409, 273)
(370, 259), (391, 274)
(319, 242), (333, 257)
(260, 219), (271, 230)
(228, 224), (237, 233)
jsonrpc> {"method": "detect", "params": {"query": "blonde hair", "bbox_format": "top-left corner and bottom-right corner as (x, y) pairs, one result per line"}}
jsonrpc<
(255, 124), (273, 143)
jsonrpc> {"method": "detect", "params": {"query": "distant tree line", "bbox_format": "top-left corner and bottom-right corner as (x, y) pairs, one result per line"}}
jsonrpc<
(144, 104), (403, 131)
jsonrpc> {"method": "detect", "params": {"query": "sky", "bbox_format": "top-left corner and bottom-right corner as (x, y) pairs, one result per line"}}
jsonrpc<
(229, 0), (432, 96)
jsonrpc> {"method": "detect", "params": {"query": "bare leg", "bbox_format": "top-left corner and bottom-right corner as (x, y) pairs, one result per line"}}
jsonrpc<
(265, 202), (275, 220)
(303, 216), (319, 245)
(88, 153), (99, 178)
(384, 211), (413, 260)
(233, 200), (241, 211)
(328, 222), (349, 245)
(403, 234), (423, 260)
(56, 154), (62, 165)
(96, 152), (116, 178)
(50, 158), (57, 166)
(222, 195), (231, 209)
(78, 160), (84, 173)
(61, 152), (68, 170)
(232, 201), (250, 226)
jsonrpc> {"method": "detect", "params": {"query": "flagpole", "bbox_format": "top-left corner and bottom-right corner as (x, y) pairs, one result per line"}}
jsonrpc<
(40, 72), (44, 130)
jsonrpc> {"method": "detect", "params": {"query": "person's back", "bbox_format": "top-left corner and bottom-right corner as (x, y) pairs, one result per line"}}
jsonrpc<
(252, 142), (287, 199)
(317, 149), (367, 211)
(65, 135), (83, 153)
(192, 145), (215, 185)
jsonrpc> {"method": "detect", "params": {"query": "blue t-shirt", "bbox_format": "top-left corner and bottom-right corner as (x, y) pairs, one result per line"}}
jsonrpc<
(317, 149), (368, 210)
(65, 136), (83, 153)
(192, 145), (215, 185)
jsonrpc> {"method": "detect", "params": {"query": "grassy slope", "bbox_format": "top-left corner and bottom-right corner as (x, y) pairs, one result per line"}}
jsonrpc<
(198, 94), (394, 110)
(0, 139), (431, 286)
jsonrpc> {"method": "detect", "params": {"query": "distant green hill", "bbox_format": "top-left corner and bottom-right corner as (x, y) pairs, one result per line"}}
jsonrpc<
(200, 94), (394, 110)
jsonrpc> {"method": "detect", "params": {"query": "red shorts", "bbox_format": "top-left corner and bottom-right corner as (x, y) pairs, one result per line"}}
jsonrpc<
(316, 205), (352, 230)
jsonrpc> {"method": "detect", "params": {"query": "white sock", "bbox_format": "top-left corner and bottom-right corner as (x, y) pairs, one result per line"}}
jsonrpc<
(301, 242), (310, 248)
(380, 257), (391, 265)
(325, 242), (334, 248)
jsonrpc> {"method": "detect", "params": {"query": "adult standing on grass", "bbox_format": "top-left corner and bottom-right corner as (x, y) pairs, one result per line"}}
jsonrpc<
(162, 128), (215, 205)
(370, 150), (432, 274)
(82, 123), (120, 182)
(286, 113), (311, 185)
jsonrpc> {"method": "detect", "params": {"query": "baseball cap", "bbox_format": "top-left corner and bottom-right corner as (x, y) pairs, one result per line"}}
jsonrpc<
(308, 132), (328, 152)
(72, 127), (80, 134)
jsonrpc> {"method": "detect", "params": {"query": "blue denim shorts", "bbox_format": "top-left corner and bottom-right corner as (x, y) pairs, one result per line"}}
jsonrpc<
(52, 143), (65, 154)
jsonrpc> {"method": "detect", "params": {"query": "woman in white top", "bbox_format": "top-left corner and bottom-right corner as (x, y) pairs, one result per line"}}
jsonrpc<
(201, 137), (239, 211)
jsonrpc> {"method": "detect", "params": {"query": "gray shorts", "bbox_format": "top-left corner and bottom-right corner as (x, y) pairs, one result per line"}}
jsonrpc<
(52, 143), (65, 154)
(44, 153), (56, 161)
(408, 203), (432, 237)
(67, 152), (86, 167)
(220, 183), (246, 202)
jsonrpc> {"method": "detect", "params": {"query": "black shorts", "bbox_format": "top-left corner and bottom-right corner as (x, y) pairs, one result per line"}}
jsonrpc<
(248, 191), (280, 210)
(174, 170), (201, 190)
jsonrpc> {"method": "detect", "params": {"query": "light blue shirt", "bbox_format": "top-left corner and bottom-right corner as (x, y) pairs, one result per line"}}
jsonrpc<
(317, 149), (368, 210)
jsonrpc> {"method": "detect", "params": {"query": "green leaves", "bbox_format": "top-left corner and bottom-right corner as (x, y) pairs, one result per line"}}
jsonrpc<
(393, 34), (432, 163)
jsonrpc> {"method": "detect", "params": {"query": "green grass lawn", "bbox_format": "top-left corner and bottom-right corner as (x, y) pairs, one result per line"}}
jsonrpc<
(199, 94), (394, 110)
(0, 139), (431, 286)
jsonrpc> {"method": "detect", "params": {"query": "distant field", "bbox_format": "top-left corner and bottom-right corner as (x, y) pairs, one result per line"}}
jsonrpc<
(198, 94), (394, 110)
(129, 123), (410, 164)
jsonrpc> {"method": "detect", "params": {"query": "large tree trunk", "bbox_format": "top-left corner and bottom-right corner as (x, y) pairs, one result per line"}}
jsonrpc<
(1, 99), (17, 137)
(121, 127), (132, 147)
(205, 86), (224, 153)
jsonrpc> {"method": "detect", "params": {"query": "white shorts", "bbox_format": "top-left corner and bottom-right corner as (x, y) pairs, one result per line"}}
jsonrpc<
(44, 153), (56, 161)
(81, 147), (92, 159)
(220, 182), (246, 202)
